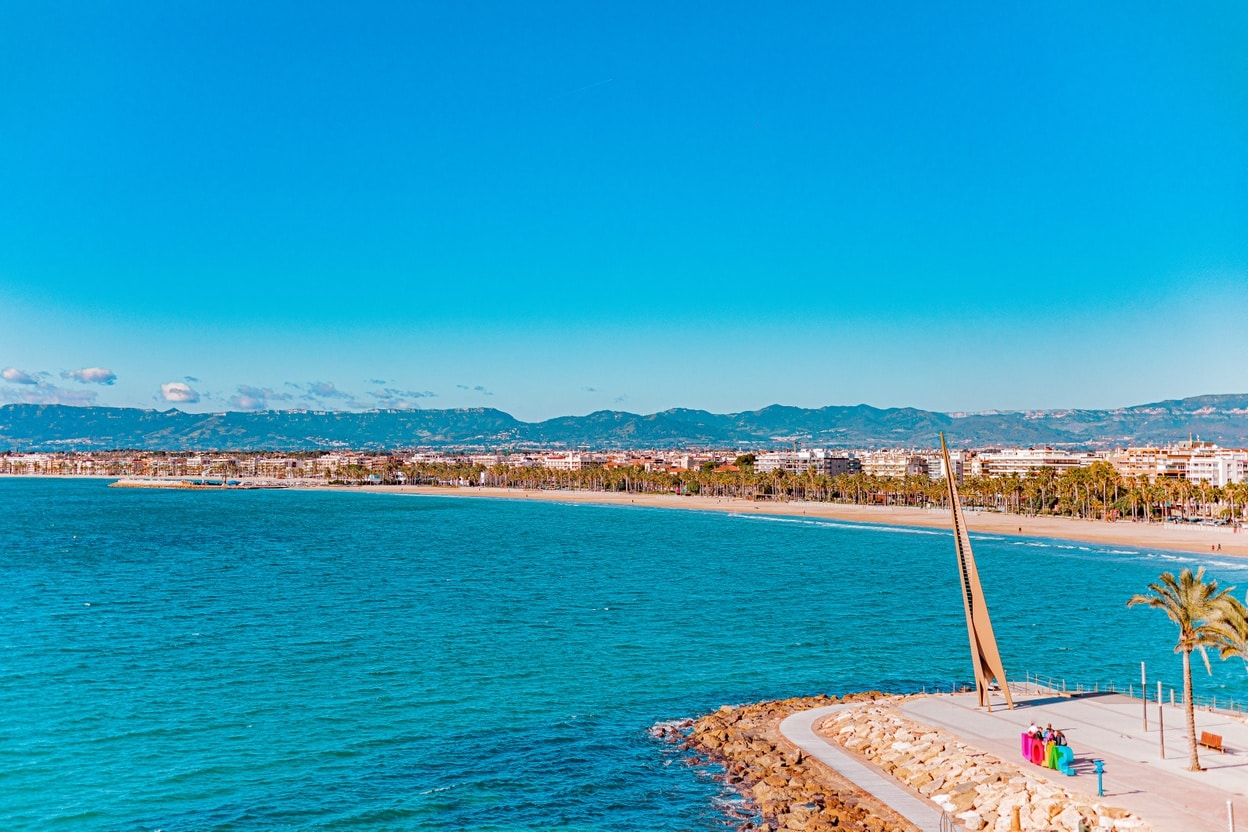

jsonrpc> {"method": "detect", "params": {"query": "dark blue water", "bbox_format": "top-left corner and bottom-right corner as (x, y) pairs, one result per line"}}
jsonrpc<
(2, 479), (1246, 830)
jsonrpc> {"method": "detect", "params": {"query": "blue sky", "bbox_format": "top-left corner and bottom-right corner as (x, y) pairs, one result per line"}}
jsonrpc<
(2, 2), (1245, 421)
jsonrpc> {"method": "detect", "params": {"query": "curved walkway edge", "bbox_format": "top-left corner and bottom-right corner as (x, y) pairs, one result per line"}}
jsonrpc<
(779, 705), (947, 832)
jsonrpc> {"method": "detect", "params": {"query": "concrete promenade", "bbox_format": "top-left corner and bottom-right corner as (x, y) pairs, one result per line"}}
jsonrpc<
(779, 693), (1247, 831)
(900, 691), (1248, 832)
(780, 704), (946, 832)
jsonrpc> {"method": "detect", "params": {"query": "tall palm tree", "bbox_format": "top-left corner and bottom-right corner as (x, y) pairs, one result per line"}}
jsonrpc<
(1128, 568), (1243, 770)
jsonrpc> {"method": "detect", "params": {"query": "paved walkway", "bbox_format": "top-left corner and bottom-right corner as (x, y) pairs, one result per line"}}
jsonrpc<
(779, 705), (946, 832)
(780, 695), (1248, 832)
(901, 692), (1248, 832)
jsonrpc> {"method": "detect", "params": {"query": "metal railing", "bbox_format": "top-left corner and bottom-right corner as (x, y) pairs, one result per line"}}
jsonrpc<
(1017, 671), (1246, 718)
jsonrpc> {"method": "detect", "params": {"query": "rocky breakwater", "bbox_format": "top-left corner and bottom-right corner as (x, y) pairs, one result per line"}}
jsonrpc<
(819, 701), (1150, 832)
(661, 694), (919, 832)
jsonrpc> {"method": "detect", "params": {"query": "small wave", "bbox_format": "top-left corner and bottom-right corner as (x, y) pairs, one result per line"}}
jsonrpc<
(1152, 553), (1201, 563)
(417, 784), (458, 796)
(730, 513), (945, 536)
(728, 513), (805, 524)
(649, 719), (692, 741)
(809, 520), (942, 536)
(1205, 560), (1248, 573)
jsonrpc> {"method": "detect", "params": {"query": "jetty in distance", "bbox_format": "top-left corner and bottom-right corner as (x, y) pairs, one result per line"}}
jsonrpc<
(109, 477), (292, 490)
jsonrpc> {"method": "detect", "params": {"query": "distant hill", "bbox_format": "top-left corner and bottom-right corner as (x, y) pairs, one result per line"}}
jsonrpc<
(2, 394), (1247, 452)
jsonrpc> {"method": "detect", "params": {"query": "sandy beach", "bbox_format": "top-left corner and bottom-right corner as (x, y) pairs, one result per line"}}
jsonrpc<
(354, 485), (1248, 559)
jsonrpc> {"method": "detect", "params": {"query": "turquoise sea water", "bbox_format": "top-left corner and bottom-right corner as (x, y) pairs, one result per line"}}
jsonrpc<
(3, 478), (1248, 831)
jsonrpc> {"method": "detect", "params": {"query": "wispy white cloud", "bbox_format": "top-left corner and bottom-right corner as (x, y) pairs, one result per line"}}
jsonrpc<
(282, 380), (438, 410)
(2, 367), (40, 385)
(1, 367), (99, 404)
(368, 387), (437, 409)
(160, 381), (200, 403)
(184, 375), (200, 383)
(62, 367), (117, 385)
(0, 381), (98, 405)
(307, 381), (350, 399)
(229, 385), (292, 411)
(286, 380), (367, 408)
(456, 384), (494, 396)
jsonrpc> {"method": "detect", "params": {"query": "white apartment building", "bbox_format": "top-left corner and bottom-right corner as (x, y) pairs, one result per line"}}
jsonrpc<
(1, 454), (56, 475)
(1105, 447), (1170, 480)
(1185, 454), (1247, 487)
(1105, 441), (1248, 486)
(858, 450), (929, 478)
(917, 450), (965, 482)
(754, 449), (860, 476)
(972, 449), (1095, 478)
(542, 454), (584, 471)
(313, 453), (365, 474)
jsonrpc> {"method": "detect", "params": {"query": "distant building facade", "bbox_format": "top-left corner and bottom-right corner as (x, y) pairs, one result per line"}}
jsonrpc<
(920, 449), (965, 482)
(859, 450), (929, 478)
(971, 449), (1096, 478)
(754, 449), (860, 476)
(1105, 440), (1248, 486)
(542, 454), (585, 471)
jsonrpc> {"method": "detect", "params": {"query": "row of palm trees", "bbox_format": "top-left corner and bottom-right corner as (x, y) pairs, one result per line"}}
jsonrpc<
(1130, 569), (1248, 771)
(346, 460), (1248, 524)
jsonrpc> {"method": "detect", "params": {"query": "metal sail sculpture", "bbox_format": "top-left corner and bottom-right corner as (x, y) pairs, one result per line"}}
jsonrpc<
(941, 433), (1014, 711)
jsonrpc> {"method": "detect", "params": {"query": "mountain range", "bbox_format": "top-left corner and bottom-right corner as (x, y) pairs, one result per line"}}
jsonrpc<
(3, 395), (1248, 452)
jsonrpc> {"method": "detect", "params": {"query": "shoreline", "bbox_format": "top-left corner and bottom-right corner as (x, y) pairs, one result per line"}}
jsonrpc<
(11, 475), (1246, 559)
(335, 484), (1248, 559)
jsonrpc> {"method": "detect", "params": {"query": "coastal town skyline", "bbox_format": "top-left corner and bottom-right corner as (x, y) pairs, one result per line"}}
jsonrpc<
(3, 3), (1247, 421)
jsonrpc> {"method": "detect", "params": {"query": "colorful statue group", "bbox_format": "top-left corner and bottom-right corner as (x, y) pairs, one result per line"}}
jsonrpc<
(1020, 721), (1076, 776)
